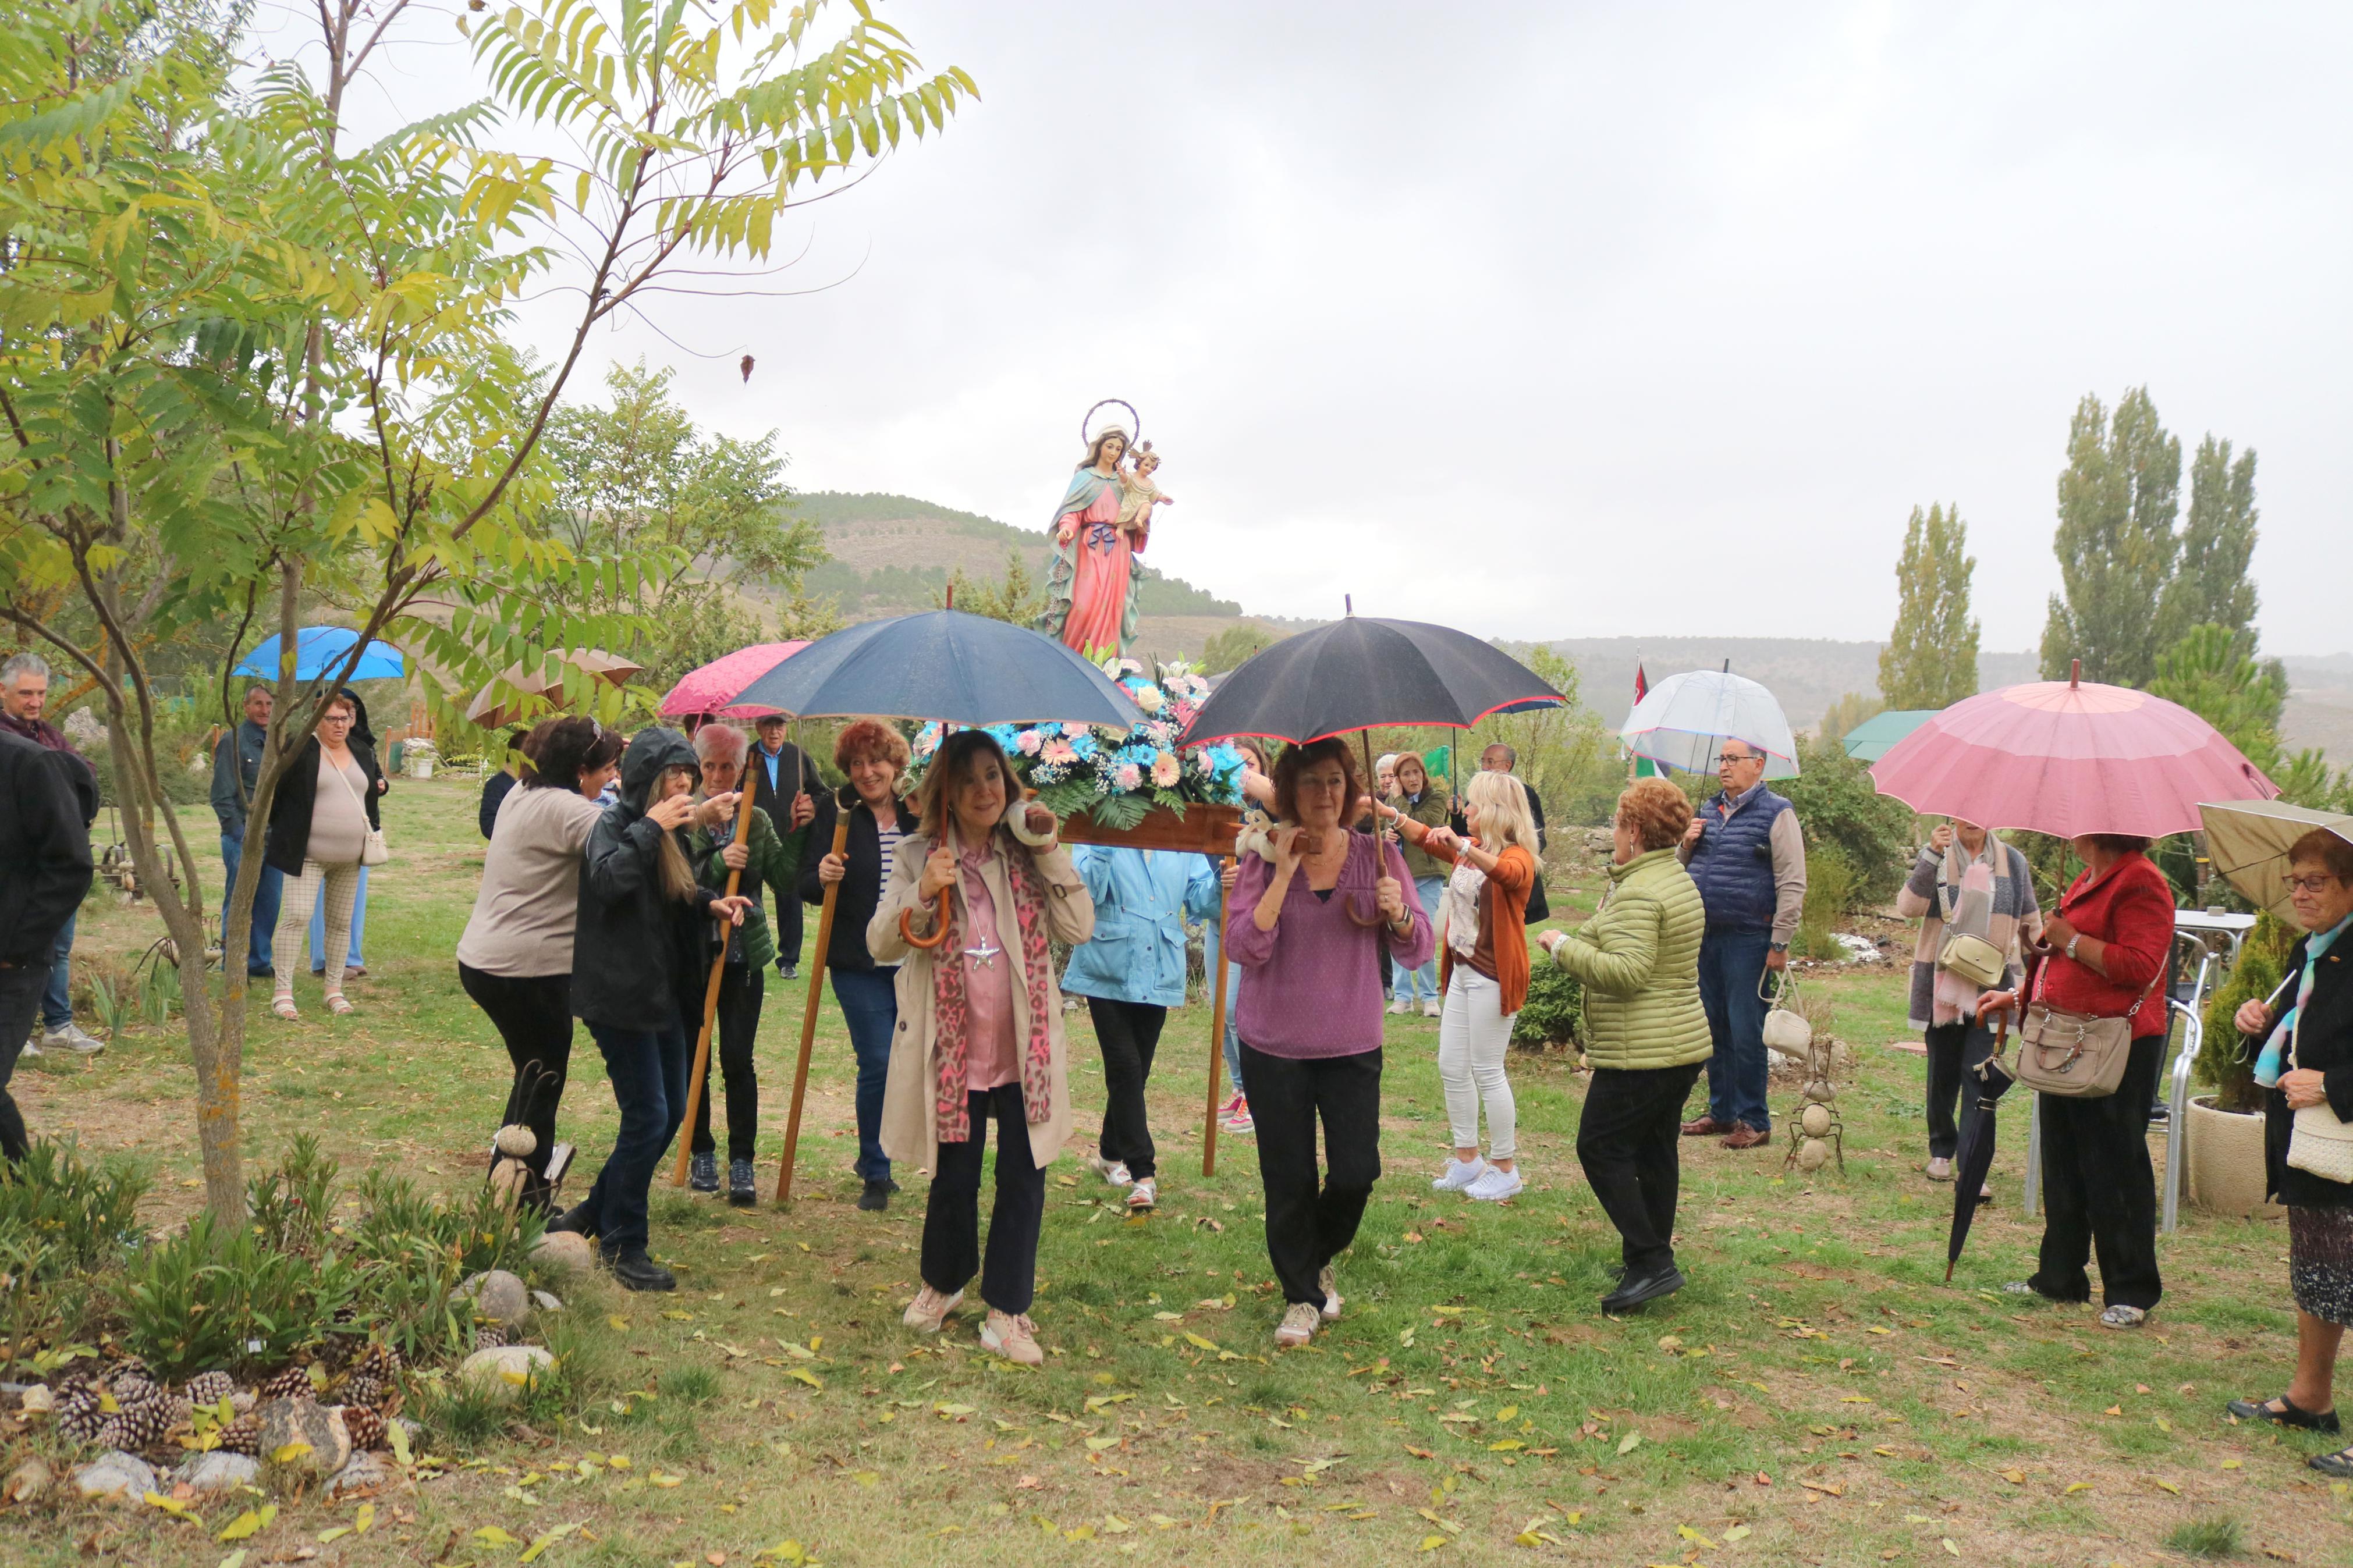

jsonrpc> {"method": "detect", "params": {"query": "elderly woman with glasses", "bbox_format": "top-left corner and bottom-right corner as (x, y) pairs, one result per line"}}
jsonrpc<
(262, 689), (386, 1021)
(2227, 832), (2353, 1469)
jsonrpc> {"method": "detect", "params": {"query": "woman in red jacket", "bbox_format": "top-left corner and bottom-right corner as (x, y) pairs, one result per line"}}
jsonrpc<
(1976, 832), (2175, 1329)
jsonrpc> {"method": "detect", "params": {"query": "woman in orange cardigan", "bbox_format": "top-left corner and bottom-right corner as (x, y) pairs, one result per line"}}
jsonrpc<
(1381, 769), (1540, 1201)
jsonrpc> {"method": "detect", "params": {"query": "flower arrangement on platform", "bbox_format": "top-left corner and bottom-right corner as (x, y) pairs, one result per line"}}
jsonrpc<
(908, 659), (1247, 829)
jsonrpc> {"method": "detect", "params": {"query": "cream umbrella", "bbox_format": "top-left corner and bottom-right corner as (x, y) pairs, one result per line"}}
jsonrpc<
(465, 649), (642, 730)
(2199, 798), (2353, 921)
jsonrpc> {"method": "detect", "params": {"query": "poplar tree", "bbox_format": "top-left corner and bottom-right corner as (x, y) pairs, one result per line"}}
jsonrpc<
(1878, 503), (1980, 709)
(2157, 435), (2261, 650)
(2039, 388), (2181, 685)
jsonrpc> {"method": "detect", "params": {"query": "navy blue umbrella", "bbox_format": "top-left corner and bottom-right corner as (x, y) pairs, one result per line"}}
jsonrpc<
(725, 609), (1140, 728)
(1177, 613), (1565, 748)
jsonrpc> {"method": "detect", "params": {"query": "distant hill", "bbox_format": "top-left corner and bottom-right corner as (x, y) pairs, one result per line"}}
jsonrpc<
(794, 492), (1240, 625)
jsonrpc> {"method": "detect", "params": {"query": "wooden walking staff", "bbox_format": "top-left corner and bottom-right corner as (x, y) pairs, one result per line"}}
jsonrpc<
(670, 783), (761, 1187)
(773, 799), (854, 1204)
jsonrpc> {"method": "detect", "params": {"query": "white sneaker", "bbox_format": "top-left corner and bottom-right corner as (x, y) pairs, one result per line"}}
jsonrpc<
(1465, 1165), (1524, 1202)
(19, 1036), (42, 1060)
(44, 1022), (104, 1054)
(1421, 999), (1442, 1019)
(1275, 1302), (1320, 1347)
(902, 1285), (963, 1333)
(1318, 1264), (1343, 1321)
(1432, 1157), (1488, 1193)
(1085, 1154), (1133, 1187)
(1386, 998), (1412, 1016)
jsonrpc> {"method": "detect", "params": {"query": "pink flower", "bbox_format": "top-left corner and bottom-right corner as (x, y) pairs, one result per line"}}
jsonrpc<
(1150, 751), (1181, 788)
(1017, 730), (1044, 755)
(1115, 763), (1143, 791)
(1044, 740), (1078, 765)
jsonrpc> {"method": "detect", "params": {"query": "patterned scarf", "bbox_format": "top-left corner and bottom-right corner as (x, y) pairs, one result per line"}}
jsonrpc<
(929, 832), (1057, 1143)
(2260, 912), (2353, 1086)
(1929, 833), (2028, 1025)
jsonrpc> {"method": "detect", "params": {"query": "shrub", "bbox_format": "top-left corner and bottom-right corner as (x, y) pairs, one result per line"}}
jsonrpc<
(0, 1141), (148, 1281)
(1511, 959), (1583, 1050)
(120, 1215), (360, 1379)
(1795, 846), (1858, 961)
(1779, 734), (1916, 906)
(2197, 913), (2292, 1114)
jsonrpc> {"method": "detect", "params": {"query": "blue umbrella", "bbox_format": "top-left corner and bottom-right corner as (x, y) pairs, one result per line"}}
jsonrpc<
(725, 609), (1140, 727)
(233, 627), (406, 682)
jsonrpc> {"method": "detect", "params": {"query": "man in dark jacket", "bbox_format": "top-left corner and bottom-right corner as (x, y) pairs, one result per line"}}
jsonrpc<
(747, 714), (817, 979)
(210, 684), (285, 977)
(1, 727), (95, 1158)
(1, 652), (101, 1055)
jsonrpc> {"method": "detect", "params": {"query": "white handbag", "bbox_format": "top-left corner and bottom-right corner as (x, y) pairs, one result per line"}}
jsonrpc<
(2287, 1036), (2353, 1183)
(1761, 969), (1812, 1053)
(332, 755), (389, 867)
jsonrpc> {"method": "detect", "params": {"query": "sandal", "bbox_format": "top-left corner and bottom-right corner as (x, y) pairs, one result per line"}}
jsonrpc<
(2227, 1395), (2342, 1434)
(324, 993), (354, 1016)
(2099, 1304), (2148, 1330)
(2312, 1445), (2353, 1478)
(271, 995), (300, 1022)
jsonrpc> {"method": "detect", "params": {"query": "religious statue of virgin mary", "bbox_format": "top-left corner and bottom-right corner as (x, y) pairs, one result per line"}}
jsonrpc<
(1038, 403), (1151, 658)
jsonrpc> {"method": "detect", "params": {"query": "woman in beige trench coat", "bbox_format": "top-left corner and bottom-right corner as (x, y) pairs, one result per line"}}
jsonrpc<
(871, 730), (1094, 1365)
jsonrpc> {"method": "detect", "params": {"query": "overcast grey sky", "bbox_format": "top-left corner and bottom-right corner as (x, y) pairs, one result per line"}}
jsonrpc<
(261, 0), (2351, 653)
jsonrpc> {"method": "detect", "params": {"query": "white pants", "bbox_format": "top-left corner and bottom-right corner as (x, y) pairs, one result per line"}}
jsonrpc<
(1438, 966), (1518, 1160)
(276, 859), (361, 997)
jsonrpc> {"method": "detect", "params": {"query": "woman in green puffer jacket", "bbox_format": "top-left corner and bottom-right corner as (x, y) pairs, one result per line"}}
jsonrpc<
(1539, 778), (1709, 1314)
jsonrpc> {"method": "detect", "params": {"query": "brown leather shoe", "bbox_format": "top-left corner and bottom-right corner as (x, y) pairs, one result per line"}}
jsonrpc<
(1723, 1124), (1771, 1150)
(1679, 1115), (1727, 1138)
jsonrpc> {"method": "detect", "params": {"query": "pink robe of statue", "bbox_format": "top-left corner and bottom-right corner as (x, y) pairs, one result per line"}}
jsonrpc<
(1055, 480), (1134, 656)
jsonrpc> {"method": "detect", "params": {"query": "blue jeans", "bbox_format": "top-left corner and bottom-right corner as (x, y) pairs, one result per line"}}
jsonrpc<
(581, 1019), (690, 1256)
(310, 863), (366, 970)
(832, 966), (897, 1183)
(219, 831), (284, 977)
(41, 915), (74, 1032)
(1698, 927), (1773, 1133)
(1397, 876), (1446, 1003)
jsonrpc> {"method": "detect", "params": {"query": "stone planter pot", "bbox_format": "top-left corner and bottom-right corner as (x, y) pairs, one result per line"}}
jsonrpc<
(2185, 1093), (2283, 1219)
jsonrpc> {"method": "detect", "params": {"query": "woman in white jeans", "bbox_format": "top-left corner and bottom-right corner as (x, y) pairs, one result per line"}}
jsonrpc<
(1380, 770), (1539, 1200)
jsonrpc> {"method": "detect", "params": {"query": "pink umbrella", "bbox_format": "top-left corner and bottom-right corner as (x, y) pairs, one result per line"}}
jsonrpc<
(1868, 660), (2278, 839)
(658, 641), (810, 720)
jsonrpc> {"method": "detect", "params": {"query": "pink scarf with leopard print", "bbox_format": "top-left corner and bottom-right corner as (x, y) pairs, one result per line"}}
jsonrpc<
(929, 831), (1056, 1143)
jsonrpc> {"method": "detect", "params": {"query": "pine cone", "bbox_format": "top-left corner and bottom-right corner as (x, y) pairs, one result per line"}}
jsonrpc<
(473, 1322), (510, 1350)
(339, 1373), (385, 1411)
(95, 1414), (133, 1450)
(339, 1405), (387, 1450)
(258, 1366), (315, 1401)
(109, 1392), (173, 1452)
(183, 1371), (236, 1409)
(55, 1382), (104, 1444)
(218, 1412), (261, 1456)
(357, 1341), (404, 1379)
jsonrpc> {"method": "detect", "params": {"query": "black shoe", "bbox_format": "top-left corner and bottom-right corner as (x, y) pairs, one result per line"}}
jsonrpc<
(2148, 1101), (2170, 1125)
(1606, 1263), (1627, 1280)
(727, 1159), (757, 1207)
(777, 961), (798, 981)
(690, 1152), (719, 1193)
(885, 1177), (901, 1193)
(605, 1247), (676, 1292)
(1600, 1266), (1685, 1314)
(858, 1179), (890, 1212)
(2228, 1395), (2341, 1433)
(546, 1201), (595, 1236)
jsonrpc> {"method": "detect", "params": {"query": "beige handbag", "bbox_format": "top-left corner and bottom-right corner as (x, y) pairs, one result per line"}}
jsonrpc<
(2016, 958), (2154, 1100)
(1935, 931), (2008, 991)
(2287, 1036), (2353, 1183)
(1761, 969), (1812, 1053)
(332, 757), (389, 867)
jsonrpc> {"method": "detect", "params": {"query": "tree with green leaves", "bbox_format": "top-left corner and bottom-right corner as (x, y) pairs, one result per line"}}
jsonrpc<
(2157, 435), (2260, 651)
(1819, 691), (1886, 742)
(1878, 503), (1979, 708)
(938, 550), (1047, 626)
(1202, 621), (1281, 673)
(2039, 387), (2181, 687)
(0, 0), (973, 1222)
(2149, 623), (2288, 774)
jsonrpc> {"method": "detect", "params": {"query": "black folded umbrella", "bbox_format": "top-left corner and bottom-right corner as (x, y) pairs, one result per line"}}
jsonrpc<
(1945, 1016), (2018, 1282)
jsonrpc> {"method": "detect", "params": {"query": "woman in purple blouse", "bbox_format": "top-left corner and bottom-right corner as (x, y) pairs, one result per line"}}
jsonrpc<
(1225, 738), (1434, 1349)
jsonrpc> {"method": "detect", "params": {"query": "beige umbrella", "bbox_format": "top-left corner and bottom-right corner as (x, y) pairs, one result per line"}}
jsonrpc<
(466, 648), (643, 730)
(2199, 798), (2353, 921)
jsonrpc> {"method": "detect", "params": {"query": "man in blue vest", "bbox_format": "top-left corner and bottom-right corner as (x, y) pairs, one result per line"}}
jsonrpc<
(1676, 737), (1807, 1149)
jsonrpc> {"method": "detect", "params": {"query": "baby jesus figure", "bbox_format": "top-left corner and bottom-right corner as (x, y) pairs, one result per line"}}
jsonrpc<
(1116, 440), (1174, 551)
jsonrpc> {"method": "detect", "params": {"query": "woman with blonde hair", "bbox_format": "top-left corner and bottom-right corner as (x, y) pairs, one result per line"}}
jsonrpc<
(1381, 769), (1538, 1200)
(875, 731), (1094, 1366)
(1539, 778), (1710, 1312)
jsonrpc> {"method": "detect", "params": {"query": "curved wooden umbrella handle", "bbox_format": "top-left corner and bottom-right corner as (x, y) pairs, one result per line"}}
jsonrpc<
(899, 817), (954, 949)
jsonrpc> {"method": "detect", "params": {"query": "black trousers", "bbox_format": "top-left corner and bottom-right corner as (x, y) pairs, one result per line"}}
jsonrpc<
(0, 958), (47, 1162)
(2030, 1034), (2164, 1310)
(1923, 1018), (1996, 1161)
(690, 964), (765, 1162)
(1088, 996), (1167, 1181)
(1243, 1043), (1383, 1306)
(773, 882), (803, 968)
(1577, 1061), (1704, 1277)
(922, 1084), (1046, 1315)
(459, 964), (573, 1207)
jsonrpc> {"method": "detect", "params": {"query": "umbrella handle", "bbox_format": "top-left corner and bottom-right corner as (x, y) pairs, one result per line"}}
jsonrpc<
(899, 817), (956, 950)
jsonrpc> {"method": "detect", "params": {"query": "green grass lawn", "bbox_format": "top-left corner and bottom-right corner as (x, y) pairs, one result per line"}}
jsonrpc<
(13, 776), (2353, 1566)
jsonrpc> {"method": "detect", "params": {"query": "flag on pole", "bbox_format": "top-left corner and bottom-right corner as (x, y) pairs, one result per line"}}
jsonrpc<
(1631, 660), (1659, 778)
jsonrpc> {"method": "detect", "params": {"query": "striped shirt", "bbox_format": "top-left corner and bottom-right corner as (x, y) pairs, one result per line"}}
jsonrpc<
(874, 824), (903, 970)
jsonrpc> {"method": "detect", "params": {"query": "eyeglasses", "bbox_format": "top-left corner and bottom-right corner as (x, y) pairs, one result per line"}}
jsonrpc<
(2288, 874), (2344, 894)
(1715, 752), (1757, 766)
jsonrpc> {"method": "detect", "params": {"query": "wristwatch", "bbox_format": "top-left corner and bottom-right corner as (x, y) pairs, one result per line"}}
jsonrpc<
(1769, 941), (1788, 953)
(2065, 934), (2082, 961)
